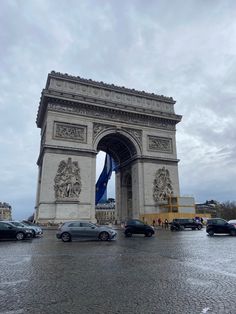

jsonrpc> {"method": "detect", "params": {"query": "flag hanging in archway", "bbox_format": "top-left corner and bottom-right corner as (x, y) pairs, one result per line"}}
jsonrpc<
(95, 154), (115, 205)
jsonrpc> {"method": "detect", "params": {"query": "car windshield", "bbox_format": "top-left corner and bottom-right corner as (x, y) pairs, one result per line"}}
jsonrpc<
(11, 222), (25, 227)
(128, 220), (144, 225)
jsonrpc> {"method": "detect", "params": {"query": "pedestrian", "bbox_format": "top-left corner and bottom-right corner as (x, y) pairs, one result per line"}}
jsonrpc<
(164, 219), (169, 229)
(158, 218), (162, 226)
(152, 219), (155, 227)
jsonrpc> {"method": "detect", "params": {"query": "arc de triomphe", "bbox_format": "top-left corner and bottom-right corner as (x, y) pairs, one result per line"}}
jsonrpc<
(35, 71), (182, 223)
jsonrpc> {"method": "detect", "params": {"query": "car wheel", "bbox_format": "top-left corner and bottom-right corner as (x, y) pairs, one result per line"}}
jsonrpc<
(16, 232), (25, 241)
(145, 231), (153, 237)
(197, 225), (202, 230)
(229, 229), (236, 236)
(125, 231), (132, 237)
(208, 230), (214, 236)
(99, 231), (109, 241)
(61, 232), (71, 242)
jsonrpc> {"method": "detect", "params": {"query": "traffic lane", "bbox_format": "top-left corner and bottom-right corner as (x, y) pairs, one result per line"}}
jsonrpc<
(0, 229), (236, 314)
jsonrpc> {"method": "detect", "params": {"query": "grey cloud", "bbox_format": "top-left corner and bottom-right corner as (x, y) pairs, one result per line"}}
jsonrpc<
(1, 0), (235, 219)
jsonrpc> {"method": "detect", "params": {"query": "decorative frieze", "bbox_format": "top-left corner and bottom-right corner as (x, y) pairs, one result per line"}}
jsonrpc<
(148, 136), (172, 153)
(53, 122), (87, 143)
(48, 103), (176, 131)
(54, 158), (82, 200)
(153, 167), (173, 202)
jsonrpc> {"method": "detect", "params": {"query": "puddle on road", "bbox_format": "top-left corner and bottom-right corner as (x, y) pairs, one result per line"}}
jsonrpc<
(3, 256), (32, 265)
(0, 310), (24, 314)
(186, 277), (212, 286)
(0, 279), (29, 287)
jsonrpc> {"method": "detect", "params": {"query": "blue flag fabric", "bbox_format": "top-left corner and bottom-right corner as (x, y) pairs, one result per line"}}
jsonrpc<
(95, 154), (115, 205)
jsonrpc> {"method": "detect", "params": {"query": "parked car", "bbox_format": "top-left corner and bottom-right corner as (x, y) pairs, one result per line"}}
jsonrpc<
(206, 218), (236, 236)
(228, 219), (236, 227)
(170, 218), (202, 231)
(124, 219), (155, 237)
(10, 221), (43, 238)
(56, 221), (117, 242)
(0, 221), (33, 240)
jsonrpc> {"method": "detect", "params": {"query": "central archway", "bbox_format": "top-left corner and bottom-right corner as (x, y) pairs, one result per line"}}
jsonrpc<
(95, 131), (140, 222)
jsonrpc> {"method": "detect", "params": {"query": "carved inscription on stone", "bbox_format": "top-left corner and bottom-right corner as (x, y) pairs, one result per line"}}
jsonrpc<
(54, 158), (82, 200)
(54, 122), (87, 143)
(153, 167), (173, 202)
(148, 136), (172, 153)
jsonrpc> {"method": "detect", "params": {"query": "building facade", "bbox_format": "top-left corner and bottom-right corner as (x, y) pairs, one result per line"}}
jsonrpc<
(35, 71), (182, 223)
(95, 202), (116, 224)
(0, 202), (12, 220)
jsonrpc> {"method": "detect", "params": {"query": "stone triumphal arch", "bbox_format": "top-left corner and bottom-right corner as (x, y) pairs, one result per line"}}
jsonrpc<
(35, 71), (182, 223)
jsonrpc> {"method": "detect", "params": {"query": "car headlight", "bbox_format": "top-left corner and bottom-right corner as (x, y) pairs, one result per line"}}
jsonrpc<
(26, 229), (33, 233)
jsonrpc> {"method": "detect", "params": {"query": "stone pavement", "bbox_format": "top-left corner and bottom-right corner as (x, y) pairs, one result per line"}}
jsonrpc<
(0, 229), (236, 314)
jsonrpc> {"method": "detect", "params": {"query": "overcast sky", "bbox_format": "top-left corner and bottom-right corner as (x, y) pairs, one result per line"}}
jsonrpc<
(1, 0), (235, 220)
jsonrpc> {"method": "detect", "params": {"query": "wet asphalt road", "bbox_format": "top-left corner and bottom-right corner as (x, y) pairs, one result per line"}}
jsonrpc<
(0, 228), (236, 314)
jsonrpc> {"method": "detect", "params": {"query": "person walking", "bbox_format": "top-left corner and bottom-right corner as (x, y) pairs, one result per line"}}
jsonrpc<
(164, 219), (169, 229)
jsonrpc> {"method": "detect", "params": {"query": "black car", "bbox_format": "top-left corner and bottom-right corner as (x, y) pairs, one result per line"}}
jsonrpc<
(206, 218), (236, 236)
(0, 221), (33, 240)
(124, 219), (155, 237)
(170, 218), (202, 231)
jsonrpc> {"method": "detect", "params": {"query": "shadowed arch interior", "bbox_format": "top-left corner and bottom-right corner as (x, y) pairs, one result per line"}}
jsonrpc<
(97, 133), (138, 167)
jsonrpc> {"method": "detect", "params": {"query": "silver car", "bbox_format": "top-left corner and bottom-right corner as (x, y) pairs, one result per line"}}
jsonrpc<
(56, 221), (117, 242)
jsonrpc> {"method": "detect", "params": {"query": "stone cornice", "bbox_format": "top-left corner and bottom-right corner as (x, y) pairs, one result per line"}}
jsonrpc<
(37, 143), (179, 167)
(49, 99), (178, 131)
(36, 71), (182, 127)
(47, 71), (176, 104)
(37, 93), (181, 129)
(37, 145), (96, 166)
(133, 156), (180, 164)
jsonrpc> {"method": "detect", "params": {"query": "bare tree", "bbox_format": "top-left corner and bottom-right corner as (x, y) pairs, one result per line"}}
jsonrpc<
(217, 201), (236, 220)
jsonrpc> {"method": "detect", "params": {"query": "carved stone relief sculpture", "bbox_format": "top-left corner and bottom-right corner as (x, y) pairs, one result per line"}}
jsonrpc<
(148, 136), (172, 153)
(93, 123), (113, 139)
(122, 127), (142, 147)
(54, 158), (82, 200)
(153, 167), (173, 202)
(54, 122), (87, 143)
